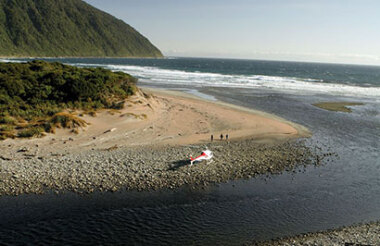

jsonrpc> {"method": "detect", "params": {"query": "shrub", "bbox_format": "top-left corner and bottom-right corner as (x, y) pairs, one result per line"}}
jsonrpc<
(42, 122), (55, 134)
(0, 116), (16, 125)
(0, 125), (16, 139)
(111, 101), (125, 110)
(87, 111), (97, 117)
(0, 60), (137, 119)
(0, 60), (138, 140)
(18, 127), (44, 138)
(0, 125), (14, 131)
(0, 132), (15, 140)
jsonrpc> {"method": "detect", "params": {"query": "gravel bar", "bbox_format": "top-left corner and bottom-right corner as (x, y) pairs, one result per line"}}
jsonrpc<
(0, 138), (330, 196)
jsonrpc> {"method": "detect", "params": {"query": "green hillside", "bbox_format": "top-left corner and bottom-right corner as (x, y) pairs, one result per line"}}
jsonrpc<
(0, 60), (137, 139)
(0, 0), (163, 57)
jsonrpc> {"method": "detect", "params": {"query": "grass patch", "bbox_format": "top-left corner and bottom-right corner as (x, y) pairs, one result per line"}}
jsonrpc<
(0, 131), (15, 140)
(50, 112), (87, 129)
(108, 109), (122, 115)
(313, 102), (364, 113)
(18, 127), (44, 138)
(121, 113), (139, 118)
(0, 124), (16, 140)
(0, 112), (88, 140)
(120, 112), (147, 119)
(0, 125), (14, 131)
(111, 101), (125, 110)
(82, 110), (97, 117)
(0, 116), (16, 125)
(88, 111), (97, 117)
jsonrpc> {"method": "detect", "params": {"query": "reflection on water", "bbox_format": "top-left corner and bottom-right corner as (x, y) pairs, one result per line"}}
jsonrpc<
(0, 86), (379, 245)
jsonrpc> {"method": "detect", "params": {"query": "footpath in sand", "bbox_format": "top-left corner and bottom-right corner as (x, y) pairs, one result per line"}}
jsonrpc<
(0, 88), (324, 196)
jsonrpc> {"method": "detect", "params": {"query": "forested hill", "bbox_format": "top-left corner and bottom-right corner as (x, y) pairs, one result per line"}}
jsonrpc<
(0, 0), (163, 57)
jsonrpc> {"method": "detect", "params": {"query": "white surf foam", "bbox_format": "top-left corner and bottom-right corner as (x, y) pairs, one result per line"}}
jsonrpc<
(2, 59), (379, 98)
(0, 59), (26, 63)
(101, 64), (380, 98)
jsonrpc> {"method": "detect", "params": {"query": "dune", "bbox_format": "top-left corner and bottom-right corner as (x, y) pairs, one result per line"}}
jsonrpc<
(0, 88), (310, 158)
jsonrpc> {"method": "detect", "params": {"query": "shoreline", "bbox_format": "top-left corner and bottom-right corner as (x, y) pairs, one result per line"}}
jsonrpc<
(0, 88), (320, 196)
(144, 87), (311, 139)
(0, 87), (309, 159)
(0, 138), (323, 196)
(255, 221), (380, 246)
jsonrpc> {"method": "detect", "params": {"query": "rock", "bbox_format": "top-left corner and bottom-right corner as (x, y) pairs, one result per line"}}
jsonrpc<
(17, 147), (29, 153)
(104, 128), (117, 134)
(0, 155), (12, 161)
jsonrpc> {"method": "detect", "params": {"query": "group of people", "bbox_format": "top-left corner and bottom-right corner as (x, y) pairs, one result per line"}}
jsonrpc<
(210, 133), (228, 142)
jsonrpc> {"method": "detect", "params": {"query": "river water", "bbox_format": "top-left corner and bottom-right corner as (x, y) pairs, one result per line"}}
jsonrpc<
(0, 58), (379, 245)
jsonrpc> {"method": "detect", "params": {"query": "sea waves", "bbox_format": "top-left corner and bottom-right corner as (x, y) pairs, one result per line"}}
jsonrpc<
(101, 64), (380, 98)
(2, 59), (380, 98)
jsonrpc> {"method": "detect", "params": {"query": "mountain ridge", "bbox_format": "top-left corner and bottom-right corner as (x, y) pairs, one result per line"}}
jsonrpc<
(0, 0), (163, 57)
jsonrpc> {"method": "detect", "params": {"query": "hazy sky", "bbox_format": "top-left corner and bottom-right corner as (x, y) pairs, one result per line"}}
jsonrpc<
(84, 0), (380, 65)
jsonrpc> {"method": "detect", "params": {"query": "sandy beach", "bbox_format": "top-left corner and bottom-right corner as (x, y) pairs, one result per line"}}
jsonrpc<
(1, 1), (379, 244)
(0, 88), (309, 160)
(0, 88), (320, 196)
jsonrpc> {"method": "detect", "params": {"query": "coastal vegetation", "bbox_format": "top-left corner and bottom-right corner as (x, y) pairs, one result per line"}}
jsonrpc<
(0, 60), (137, 139)
(0, 0), (163, 57)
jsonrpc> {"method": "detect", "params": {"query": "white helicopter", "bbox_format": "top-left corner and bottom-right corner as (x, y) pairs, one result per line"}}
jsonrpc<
(189, 149), (213, 165)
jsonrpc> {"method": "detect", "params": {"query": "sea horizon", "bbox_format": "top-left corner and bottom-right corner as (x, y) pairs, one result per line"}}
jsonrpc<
(1, 56), (379, 244)
(3, 55), (380, 68)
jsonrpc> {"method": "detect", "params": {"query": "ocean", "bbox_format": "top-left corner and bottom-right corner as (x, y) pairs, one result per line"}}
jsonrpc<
(3, 57), (380, 97)
(0, 57), (379, 245)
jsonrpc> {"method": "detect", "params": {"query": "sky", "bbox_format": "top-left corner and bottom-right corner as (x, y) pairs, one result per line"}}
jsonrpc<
(84, 0), (380, 65)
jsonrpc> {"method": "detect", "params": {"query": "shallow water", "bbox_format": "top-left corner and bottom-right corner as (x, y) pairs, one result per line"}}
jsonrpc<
(0, 58), (379, 245)
(0, 85), (379, 245)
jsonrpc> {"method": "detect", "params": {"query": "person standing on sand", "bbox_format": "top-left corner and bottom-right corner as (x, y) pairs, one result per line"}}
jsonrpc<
(226, 134), (229, 140)
(220, 134), (223, 140)
(211, 134), (214, 142)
